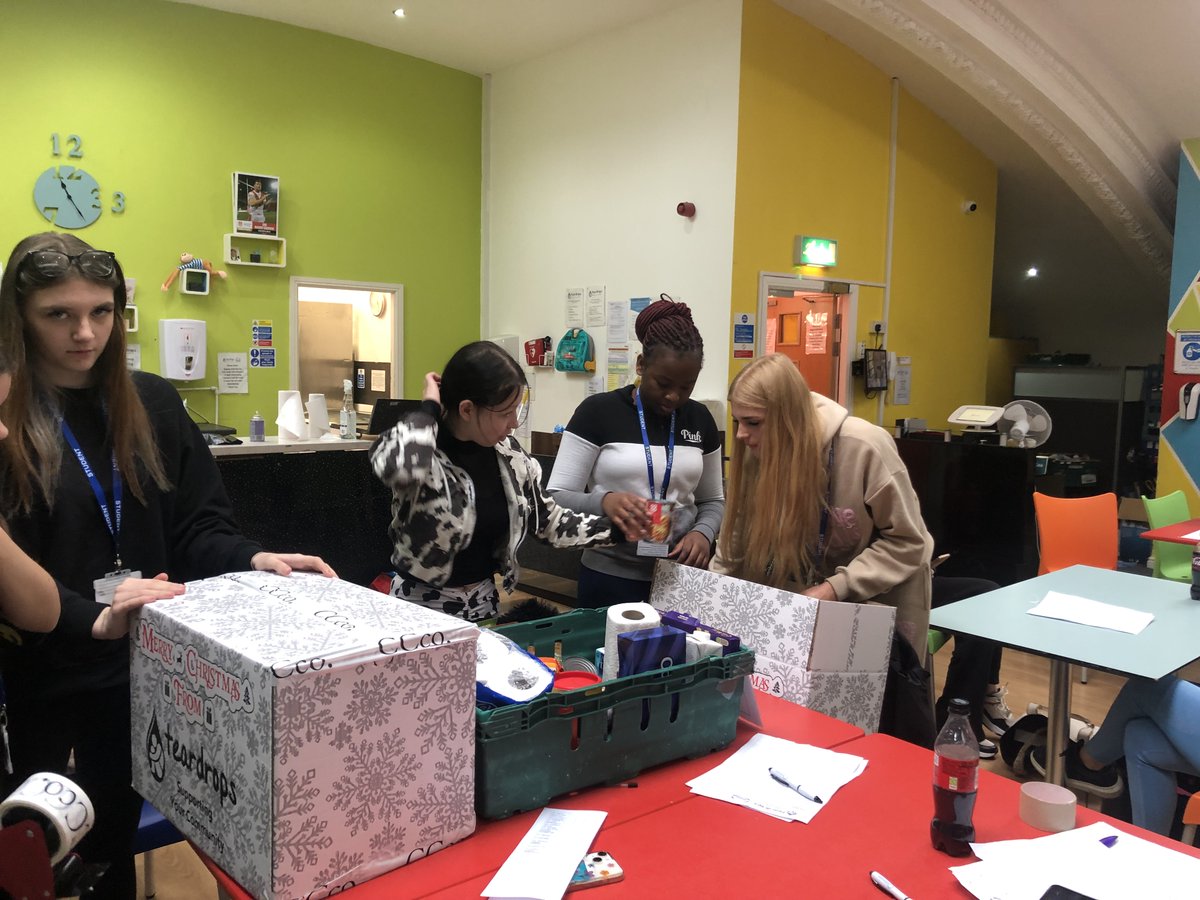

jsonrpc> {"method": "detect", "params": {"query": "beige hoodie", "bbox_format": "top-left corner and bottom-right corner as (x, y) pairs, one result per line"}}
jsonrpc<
(714, 393), (933, 653)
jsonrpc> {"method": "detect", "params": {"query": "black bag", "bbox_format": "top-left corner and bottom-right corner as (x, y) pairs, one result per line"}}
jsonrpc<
(999, 713), (1048, 775)
(878, 631), (936, 748)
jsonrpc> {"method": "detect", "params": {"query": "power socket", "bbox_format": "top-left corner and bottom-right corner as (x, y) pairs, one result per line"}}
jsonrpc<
(870, 321), (886, 336)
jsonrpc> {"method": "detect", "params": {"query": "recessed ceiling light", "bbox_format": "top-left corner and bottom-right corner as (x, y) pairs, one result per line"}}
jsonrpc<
(393, 8), (405, 17)
(1026, 267), (1039, 278)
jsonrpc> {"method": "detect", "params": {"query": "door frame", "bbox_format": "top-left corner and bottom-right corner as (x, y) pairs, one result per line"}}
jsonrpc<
(289, 276), (405, 398)
(757, 271), (858, 408)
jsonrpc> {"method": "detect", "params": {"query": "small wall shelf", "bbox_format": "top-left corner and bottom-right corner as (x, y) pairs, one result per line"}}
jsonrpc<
(224, 233), (286, 268)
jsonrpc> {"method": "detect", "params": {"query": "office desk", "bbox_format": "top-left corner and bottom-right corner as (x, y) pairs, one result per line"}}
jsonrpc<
(198, 693), (863, 899)
(929, 565), (1200, 785)
(1140, 518), (1200, 546)
(424, 733), (1200, 899)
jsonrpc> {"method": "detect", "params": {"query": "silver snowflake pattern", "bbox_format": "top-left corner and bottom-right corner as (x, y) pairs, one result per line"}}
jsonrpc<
(314, 849), (365, 888)
(274, 768), (333, 872)
(345, 671), (395, 733)
(331, 720), (354, 750)
(392, 654), (444, 711)
(274, 675), (342, 764)
(412, 704), (459, 755)
(326, 729), (420, 836)
(369, 819), (408, 854)
(409, 746), (474, 837)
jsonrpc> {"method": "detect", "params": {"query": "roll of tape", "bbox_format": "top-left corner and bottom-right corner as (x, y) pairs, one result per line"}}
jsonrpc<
(603, 602), (661, 681)
(1019, 780), (1076, 832)
(0, 772), (94, 864)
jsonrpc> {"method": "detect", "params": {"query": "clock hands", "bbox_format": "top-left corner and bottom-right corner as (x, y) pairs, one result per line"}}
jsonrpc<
(56, 175), (86, 219)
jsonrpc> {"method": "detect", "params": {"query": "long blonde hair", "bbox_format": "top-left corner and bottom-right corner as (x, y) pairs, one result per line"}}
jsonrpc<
(718, 354), (827, 587)
(0, 233), (169, 516)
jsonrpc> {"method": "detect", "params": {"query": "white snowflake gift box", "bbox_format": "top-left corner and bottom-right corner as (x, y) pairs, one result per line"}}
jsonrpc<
(649, 561), (895, 733)
(130, 571), (478, 899)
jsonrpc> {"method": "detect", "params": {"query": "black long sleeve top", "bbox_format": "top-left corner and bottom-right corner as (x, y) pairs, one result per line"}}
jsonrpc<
(1, 372), (261, 701)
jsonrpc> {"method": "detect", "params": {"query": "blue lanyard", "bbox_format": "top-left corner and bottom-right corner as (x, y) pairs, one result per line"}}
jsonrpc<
(61, 420), (124, 567)
(633, 388), (675, 500)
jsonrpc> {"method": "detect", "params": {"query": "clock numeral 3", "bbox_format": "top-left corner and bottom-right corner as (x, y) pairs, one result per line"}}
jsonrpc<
(112, 192), (126, 214)
(50, 132), (84, 159)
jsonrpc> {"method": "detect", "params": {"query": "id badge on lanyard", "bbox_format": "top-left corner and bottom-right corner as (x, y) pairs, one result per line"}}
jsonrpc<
(61, 420), (139, 605)
(633, 389), (677, 558)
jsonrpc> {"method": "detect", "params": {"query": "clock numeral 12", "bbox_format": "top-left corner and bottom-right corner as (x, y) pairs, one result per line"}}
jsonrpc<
(50, 133), (84, 159)
(112, 192), (125, 214)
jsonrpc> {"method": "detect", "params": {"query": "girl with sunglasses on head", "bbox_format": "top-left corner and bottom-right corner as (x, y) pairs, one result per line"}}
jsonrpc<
(0, 232), (334, 900)
(547, 298), (724, 606)
(371, 340), (639, 622)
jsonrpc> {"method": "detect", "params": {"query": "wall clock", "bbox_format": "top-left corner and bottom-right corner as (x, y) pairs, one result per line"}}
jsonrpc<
(32, 133), (125, 229)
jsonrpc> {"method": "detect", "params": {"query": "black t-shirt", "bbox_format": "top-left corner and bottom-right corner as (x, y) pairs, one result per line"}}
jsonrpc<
(437, 427), (507, 586)
(1, 372), (261, 701)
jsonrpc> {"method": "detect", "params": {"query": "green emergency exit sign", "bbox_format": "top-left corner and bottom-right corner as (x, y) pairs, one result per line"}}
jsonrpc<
(794, 236), (838, 267)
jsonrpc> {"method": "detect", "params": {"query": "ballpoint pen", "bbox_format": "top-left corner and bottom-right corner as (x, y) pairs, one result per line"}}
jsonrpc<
(767, 767), (823, 804)
(870, 870), (913, 900)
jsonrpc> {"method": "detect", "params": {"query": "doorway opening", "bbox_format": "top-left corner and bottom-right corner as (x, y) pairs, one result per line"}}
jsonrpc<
(757, 273), (856, 407)
(290, 277), (404, 427)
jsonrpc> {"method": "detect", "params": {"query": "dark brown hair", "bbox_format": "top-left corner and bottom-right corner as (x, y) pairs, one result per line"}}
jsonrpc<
(634, 296), (704, 365)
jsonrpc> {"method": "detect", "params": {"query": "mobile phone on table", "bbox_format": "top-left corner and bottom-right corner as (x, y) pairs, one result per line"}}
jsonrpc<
(566, 851), (623, 892)
(1039, 887), (1097, 900)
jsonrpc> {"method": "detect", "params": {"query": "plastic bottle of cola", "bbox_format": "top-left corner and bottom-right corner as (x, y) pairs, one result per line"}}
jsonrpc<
(931, 696), (978, 856)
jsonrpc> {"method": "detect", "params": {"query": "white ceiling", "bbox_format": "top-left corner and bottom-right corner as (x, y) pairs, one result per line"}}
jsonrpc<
(175, 0), (1200, 358)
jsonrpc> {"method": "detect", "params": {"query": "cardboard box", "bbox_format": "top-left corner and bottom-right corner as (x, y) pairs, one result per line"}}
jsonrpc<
(131, 572), (478, 899)
(649, 561), (895, 733)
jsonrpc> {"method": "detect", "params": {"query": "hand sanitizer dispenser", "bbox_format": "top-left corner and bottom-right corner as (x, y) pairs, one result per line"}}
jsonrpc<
(159, 318), (206, 380)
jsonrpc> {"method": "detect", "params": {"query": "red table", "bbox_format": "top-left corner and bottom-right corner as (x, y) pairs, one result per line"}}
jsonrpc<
(1139, 518), (1200, 545)
(198, 692), (863, 899)
(423, 732), (1200, 899)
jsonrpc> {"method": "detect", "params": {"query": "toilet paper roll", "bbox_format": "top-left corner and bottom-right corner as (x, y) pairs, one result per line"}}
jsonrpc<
(0, 772), (94, 864)
(603, 602), (661, 681)
(306, 393), (328, 439)
(276, 390), (306, 442)
(1019, 781), (1077, 832)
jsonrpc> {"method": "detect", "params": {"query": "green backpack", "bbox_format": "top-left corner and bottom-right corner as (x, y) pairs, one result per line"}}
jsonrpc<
(554, 328), (595, 373)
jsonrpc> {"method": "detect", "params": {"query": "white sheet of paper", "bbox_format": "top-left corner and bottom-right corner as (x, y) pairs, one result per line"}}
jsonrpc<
(1027, 590), (1154, 634)
(565, 288), (585, 327)
(606, 299), (628, 342)
(481, 808), (606, 900)
(685, 733), (866, 823)
(952, 822), (1200, 900)
(217, 352), (249, 393)
(1182, 528), (1200, 541)
(585, 285), (606, 327)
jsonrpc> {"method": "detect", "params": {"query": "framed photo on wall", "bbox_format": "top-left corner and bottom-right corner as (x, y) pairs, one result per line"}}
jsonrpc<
(233, 172), (279, 235)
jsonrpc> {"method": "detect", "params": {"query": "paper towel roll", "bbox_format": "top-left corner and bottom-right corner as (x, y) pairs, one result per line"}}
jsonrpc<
(306, 393), (328, 439)
(0, 772), (94, 864)
(603, 602), (661, 681)
(1019, 781), (1076, 832)
(276, 390), (306, 442)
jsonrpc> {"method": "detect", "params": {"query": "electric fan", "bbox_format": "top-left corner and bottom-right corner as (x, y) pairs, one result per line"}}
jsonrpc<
(998, 399), (1052, 448)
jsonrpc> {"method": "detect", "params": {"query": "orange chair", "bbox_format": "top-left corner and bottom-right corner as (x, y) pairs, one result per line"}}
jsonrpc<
(1033, 492), (1119, 575)
(1032, 492), (1119, 683)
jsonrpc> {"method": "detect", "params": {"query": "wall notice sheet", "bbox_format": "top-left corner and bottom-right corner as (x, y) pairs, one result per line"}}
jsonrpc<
(218, 352), (249, 393)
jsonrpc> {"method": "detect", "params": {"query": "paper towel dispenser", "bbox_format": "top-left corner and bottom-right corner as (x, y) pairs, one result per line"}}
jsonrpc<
(159, 318), (206, 381)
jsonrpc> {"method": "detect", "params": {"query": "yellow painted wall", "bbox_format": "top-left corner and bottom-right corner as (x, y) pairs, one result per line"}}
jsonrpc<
(733, 0), (997, 425)
(0, 0), (481, 433)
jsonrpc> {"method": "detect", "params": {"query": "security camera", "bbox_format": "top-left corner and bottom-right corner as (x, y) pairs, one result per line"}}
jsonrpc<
(962, 200), (978, 214)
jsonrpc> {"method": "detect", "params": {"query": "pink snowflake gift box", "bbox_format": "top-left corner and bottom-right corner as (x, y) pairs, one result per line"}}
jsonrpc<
(130, 571), (478, 899)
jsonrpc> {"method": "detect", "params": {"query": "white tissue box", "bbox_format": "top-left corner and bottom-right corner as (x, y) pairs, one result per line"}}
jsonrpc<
(130, 572), (478, 899)
(649, 561), (894, 733)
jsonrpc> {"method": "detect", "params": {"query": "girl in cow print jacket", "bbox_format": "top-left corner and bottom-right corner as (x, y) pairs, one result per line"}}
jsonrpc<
(370, 341), (634, 621)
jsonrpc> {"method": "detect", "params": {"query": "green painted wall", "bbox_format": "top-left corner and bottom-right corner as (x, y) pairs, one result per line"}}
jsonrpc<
(0, 0), (481, 432)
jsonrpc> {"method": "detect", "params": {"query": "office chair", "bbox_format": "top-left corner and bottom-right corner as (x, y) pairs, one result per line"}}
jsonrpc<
(1141, 491), (1192, 583)
(1032, 492), (1119, 683)
(133, 801), (184, 899)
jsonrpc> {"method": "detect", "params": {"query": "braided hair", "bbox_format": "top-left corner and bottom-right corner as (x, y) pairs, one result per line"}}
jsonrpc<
(634, 296), (704, 365)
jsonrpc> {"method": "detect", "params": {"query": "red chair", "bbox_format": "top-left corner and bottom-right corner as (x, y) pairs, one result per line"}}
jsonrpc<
(1032, 492), (1119, 683)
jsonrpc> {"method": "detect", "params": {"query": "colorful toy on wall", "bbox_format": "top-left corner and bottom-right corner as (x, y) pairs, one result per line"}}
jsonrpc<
(161, 252), (227, 295)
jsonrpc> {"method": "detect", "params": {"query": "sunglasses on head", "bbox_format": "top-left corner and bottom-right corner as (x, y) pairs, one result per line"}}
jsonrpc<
(19, 249), (117, 280)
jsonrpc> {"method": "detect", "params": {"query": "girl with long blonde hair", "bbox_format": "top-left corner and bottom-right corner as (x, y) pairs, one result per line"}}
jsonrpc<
(713, 353), (932, 654)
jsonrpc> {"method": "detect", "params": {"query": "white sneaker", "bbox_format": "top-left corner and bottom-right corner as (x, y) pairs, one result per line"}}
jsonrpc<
(1022, 705), (1098, 743)
(979, 737), (998, 760)
(983, 685), (1017, 737)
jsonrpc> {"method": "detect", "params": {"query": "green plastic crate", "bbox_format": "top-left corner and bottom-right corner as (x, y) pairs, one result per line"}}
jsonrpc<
(475, 608), (754, 819)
